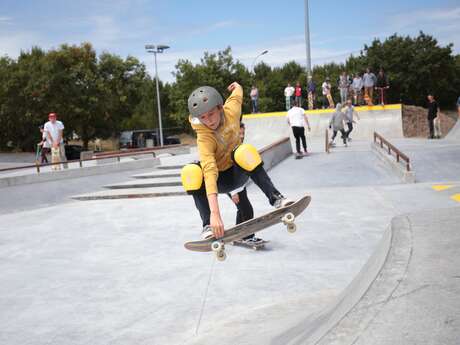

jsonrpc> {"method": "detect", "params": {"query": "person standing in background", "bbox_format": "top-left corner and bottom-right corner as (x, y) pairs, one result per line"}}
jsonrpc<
(284, 83), (295, 110)
(352, 73), (364, 106)
(376, 68), (390, 105)
(427, 94), (440, 139)
(44, 112), (67, 169)
(250, 86), (259, 113)
(363, 67), (377, 105)
(307, 76), (316, 110)
(294, 81), (303, 108)
(338, 71), (350, 105)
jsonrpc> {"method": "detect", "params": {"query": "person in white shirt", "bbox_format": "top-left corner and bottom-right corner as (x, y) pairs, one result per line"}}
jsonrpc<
(352, 73), (364, 105)
(287, 100), (311, 156)
(322, 78), (334, 109)
(284, 83), (295, 110)
(44, 112), (67, 169)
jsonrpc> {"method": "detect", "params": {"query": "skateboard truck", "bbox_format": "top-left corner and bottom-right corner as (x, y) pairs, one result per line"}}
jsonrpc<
(211, 241), (227, 261)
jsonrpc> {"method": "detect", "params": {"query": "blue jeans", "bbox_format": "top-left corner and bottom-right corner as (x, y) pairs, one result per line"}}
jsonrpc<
(252, 99), (258, 113)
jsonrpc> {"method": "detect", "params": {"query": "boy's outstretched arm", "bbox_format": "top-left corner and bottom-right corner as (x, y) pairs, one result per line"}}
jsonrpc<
(208, 193), (225, 238)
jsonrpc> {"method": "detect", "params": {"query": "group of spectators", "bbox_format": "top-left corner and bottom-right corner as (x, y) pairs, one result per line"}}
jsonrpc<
(284, 67), (390, 111)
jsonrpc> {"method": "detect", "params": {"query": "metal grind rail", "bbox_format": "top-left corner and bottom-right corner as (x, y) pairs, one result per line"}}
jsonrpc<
(0, 144), (187, 174)
(374, 132), (411, 171)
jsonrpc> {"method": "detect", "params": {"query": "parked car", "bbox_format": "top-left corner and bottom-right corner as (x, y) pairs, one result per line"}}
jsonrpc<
(119, 130), (180, 149)
(65, 144), (84, 160)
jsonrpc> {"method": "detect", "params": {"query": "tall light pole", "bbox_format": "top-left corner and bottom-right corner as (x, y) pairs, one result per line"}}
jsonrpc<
(145, 44), (170, 147)
(304, 0), (312, 80)
(251, 50), (268, 73)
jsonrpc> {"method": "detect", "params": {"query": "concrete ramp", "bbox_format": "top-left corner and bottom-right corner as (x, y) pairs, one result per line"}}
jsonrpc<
(243, 104), (403, 149)
(445, 119), (460, 142)
(279, 207), (460, 345)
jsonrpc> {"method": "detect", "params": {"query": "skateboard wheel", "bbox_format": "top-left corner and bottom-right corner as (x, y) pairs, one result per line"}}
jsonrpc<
(211, 241), (224, 252)
(282, 212), (295, 225)
(216, 250), (227, 261)
(287, 223), (297, 233)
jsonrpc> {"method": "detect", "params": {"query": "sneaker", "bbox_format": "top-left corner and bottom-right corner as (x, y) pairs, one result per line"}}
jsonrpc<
(273, 195), (295, 209)
(201, 225), (214, 240)
(241, 237), (264, 245)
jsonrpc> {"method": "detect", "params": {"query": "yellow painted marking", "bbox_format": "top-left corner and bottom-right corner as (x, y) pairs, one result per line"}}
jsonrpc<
(242, 104), (402, 119)
(450, 194), (460, 202)
(432, 185), (454, 192)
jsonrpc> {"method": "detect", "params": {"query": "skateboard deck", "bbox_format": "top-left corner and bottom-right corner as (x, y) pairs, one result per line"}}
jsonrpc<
(51, 147), (61, 171)
(308, 92), (314, 110)
(326, 93), (335, 108)
(184, 194), (311, 260)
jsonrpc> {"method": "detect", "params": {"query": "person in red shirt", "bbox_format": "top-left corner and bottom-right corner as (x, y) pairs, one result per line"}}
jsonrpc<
(294, 81), (303, 108)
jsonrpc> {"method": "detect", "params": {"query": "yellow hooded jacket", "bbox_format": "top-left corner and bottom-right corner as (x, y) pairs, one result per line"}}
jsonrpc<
(189, 85), (243, 195)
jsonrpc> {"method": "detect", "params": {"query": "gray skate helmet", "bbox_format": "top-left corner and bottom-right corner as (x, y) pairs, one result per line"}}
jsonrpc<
(188, 86), (223, 118)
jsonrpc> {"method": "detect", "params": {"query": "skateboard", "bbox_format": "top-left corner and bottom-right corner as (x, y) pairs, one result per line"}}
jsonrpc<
(51, 147), (61, 171)
(295, 153), (303, 160)
(326, 93), (335, 108)
(308, 92), (314, 110)
(232, 239), (269, 250)
(35, 144), (42, 165)
(184, 194), (311, 261)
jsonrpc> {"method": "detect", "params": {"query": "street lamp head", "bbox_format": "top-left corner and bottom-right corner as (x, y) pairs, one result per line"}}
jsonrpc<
(145, 44), (170, 53)
(261, 50), (268, 55)
(157, 45), (170, 52)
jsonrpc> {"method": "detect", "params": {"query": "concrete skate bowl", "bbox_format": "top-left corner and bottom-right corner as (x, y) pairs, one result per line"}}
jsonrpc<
(242, 104), (403, 149)
(273, 207), (460, 345)
(445, 118), (460, 142)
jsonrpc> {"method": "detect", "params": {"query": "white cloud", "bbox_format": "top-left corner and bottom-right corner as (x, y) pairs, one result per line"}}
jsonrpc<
(387, 6), (460, 52)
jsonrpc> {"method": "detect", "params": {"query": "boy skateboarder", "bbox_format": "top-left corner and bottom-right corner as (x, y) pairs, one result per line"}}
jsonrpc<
(181, 82), (291, 240)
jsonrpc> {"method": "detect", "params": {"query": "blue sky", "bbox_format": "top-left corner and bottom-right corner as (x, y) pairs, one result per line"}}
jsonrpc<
(0, 0), (459, 82)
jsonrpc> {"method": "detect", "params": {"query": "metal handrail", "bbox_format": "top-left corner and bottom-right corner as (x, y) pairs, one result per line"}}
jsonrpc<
(0, 144), (187, 174)
(373, 132), (411, 171)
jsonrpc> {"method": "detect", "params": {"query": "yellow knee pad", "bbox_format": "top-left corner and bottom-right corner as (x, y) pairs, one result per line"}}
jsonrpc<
(232, 144), (262, 172)
(181, 163), (203, 192)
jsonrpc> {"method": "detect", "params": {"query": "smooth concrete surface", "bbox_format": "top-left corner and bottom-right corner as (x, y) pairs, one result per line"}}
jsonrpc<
(313, 207), (460, 345)
(1, 110), (460, 344)
(103, 177), (182, 189)
(445, 118), (460, 141)
(132, 170), (181, 179)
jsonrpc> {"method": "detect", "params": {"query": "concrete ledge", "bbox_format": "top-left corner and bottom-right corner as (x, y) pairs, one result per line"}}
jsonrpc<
(260, 137), (292, 171)
(0, 158), (160, 188)
(371, 143), (416, 183)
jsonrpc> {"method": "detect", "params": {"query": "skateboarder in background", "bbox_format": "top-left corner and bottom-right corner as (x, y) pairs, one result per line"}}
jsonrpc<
(287, 100), (311, 156)
(181, 82), (292, 240)
(343, 100), (360, 141)
(329, 103), (347, 147)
